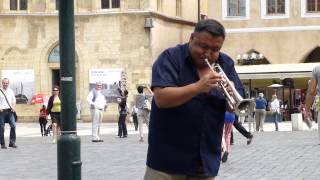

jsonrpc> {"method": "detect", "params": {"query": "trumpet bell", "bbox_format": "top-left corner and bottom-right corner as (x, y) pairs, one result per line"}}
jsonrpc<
(235, 99), (255, 116)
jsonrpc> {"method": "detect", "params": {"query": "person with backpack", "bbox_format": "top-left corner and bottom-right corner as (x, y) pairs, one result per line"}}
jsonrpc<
(39, 105), (48, 136)
(87, 81), (107, 142)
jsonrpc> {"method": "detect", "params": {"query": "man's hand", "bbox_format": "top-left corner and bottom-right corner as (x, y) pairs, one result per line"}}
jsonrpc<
(304, 110), (312, 120)
(196, 71), (221, 93)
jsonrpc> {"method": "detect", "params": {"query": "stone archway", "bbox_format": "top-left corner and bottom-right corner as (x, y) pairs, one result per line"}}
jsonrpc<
(304, 46), (320, 63)
(40, 39), (82, 98)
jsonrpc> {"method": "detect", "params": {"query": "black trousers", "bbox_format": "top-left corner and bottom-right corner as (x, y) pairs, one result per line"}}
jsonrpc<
(233, 116), (251, 139)
(132, 114), (138, 131)
(118, 113), (128, 137)
(39, 117), (47, 136)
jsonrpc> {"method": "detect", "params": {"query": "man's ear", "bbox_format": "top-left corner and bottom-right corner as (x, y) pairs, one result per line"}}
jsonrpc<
(190, 33), (195, 39)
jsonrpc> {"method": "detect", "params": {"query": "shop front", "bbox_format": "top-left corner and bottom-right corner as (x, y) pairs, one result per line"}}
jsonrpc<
(236, 63), (317, 121)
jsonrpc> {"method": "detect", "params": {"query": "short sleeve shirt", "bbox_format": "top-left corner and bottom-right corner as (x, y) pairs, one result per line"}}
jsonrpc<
(146, 43), (244, 177)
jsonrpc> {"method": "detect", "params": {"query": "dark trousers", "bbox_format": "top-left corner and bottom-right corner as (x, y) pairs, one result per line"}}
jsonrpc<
(39, 117), (47, 136)
(132, 114), (138, 131)
(0, 110), (16, 145)
(233, 116), (251, 139)
(118, 113), (128, 137)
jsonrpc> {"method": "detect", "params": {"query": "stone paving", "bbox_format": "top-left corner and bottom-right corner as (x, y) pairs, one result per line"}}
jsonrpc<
(0, 122), (319, 180)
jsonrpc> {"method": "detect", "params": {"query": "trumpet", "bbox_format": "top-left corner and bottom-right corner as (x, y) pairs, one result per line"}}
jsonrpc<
(204, 59), (255, 116)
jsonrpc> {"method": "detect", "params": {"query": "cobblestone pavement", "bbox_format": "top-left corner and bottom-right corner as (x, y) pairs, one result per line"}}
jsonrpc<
(0, 122), (319, 180)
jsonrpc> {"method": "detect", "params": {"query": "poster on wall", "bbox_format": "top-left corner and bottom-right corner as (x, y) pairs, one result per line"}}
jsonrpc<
(89, 69), (126, 103)
(1, 70), (35, 104)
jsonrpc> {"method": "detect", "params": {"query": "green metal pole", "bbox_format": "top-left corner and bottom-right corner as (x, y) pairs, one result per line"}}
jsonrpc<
(58, 0), (81, 180)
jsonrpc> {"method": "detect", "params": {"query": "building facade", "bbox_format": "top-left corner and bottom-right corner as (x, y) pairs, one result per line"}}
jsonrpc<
(208, 0), (320, 119)
(0, 0), (202, 121)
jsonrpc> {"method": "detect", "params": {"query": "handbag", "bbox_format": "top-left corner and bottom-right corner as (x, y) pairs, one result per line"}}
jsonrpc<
(143, 98), (151, 111)
(0, 89), (18, 122)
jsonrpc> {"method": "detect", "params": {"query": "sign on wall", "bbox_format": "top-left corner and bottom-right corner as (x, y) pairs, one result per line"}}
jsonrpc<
(1, 70), (35, 104)
(89, 69), (125, 103)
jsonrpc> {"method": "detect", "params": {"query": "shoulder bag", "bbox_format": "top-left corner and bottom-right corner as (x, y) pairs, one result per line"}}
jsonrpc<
(0, 89), (17, 122)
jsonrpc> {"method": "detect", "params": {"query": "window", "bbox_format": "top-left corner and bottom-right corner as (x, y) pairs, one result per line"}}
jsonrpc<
(10, 0), (17, 10)
(301, 0), (320, 17)
(48, 45), (78, 63)
(10, 0), (27, 10)
(267, 0), (285, 14)
(222, 0), (250, 20)
(56, 0), (59, 10)
(228, 0), (246, 16)
(261, 0), (289, 19)
(101, 0), (120, 9)
(20, 0), (27, 10)
(306, 0), (320, 12)
(176, 0), (182, 17)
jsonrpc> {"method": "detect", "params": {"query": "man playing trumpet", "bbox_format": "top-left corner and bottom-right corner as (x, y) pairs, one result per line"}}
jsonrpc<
(144, 19), (245, 180)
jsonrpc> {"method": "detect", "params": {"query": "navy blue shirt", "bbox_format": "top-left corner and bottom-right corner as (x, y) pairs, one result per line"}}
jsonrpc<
(147, 43), (244, 176)
(255, 97), (267, 110)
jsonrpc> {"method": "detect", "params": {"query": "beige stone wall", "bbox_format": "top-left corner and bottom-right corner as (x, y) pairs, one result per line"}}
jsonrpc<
(0, 14), (151, 122)
(0, 0), (199, 122)
(222, 30), (320, 64)
(151, 18), (194, 62)
(208, 0), (320, 64)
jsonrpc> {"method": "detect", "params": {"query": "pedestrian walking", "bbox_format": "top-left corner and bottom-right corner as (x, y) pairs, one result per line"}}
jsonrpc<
(232, 116), (253, 145)
(270, 95), (280, 131)
(87, 81), (107, 142)
(47, 86), (61, 143)
(135, 85), (150, 142)
(131, 105), (139, 131)
(255, 92), (267, 132)
(39, 105), (48, 136)
(0, 78), (18, 149)
(144, 19), (245, 180)
(221, 111), (235, 163)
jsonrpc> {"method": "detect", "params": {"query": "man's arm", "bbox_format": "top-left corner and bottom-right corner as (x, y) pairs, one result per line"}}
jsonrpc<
(10, 89), (16, 111)
(153, 71), (221, 108)
(305, 78), (317, 113)
(86, 91), (94, 105)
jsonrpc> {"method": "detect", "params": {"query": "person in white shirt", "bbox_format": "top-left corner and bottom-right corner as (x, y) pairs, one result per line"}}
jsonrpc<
(87, 81), (107, 142)
(0, 78), (17, 149)
(270, 95), (280, 131)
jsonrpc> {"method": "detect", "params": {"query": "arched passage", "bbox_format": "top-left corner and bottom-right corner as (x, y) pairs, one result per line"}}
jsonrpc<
(303, 46), (320, 63)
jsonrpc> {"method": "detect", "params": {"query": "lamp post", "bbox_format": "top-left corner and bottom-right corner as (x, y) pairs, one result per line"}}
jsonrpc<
(58, 0), (82, 180)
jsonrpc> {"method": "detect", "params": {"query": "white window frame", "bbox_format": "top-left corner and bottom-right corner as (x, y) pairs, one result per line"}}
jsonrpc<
(10, 0), (28, 11)
(301, 0), (320, 18)
(222, 0), (250, 21)
(261, 0), (290, 19)
(100, 0), (120, 11)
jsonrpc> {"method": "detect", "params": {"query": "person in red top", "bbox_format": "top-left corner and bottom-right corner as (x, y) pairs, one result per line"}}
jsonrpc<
(39, 105), (48, 136)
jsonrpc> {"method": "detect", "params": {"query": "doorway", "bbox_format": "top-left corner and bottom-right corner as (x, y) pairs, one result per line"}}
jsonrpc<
(52, 69), (60, 88)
